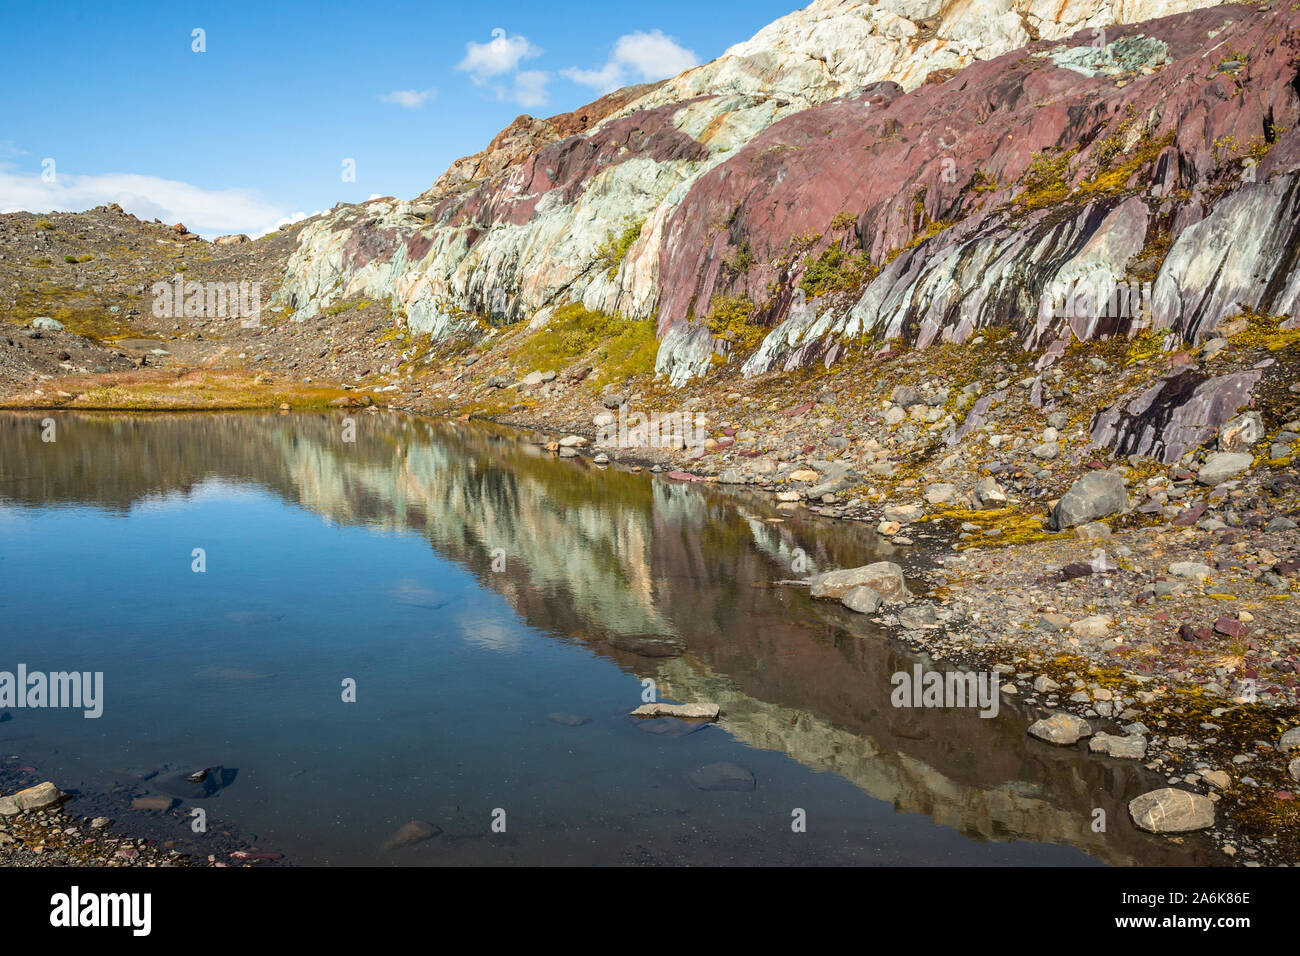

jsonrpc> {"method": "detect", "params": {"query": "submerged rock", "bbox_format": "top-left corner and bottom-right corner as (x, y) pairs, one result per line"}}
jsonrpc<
(153, 766), (235, 799)
(547, 712), (591, 727)
(689, 762), (756, 792)
(131, 795), (178, 812)
(382, 820), (441, 851)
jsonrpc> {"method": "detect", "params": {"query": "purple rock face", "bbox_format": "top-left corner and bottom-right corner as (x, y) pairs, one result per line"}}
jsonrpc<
(653, 5), (1300, 368)
(1090, 369), (1262, 465)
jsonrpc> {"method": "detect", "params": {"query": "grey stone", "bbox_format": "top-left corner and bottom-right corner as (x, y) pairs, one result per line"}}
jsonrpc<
(8, 782), (65, 811)
(1218, 412), (1261, 451)
(1050, 471), (1129, 530)
(897, 604), (939, 629)
(1168, 561), (1212, 581)
(841, 586), (883, 614)
(972, 477), (1007, 510)
(1088, 732), (1147, 758)
(925, 482), (957, 505)
(1197, 451), (1252, 486)
(1028, 713), (1093, 745)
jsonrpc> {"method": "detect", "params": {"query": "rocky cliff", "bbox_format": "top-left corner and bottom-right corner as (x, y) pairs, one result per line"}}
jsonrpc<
(274, 0), (1296, 387)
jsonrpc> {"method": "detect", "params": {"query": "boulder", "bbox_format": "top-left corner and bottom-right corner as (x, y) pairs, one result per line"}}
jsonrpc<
(0, 782), (66, 814)
(1128, 788), (1215, 833)
(1027, 713), (1092, 745)
(1217, 412), (1261, 451)
(1196, 451), (1252, 486)
(809, 561), (909, 601)
(1050, 471), (1129, 530)
(972, 477), (1007, 510)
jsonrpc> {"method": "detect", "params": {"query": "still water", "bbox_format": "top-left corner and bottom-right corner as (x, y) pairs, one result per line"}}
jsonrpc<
(0, 411), (1212, 865)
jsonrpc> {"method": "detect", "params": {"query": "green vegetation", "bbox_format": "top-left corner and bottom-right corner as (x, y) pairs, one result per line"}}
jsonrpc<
(1225, 309), (1300, 352)
(723, 239), (754, 274)
(1079, 131), (1174, 196)
(1015, 148), (1077, 211)
(1124, 326), (1172, 367)
(970, 169), (998, 193)
(323, 297), (371, 317)
(798, 245), (879, 299)
(596, 219), (644, 278)
(36, 218), (54, 230)
(705, 294), (766, 355)
(513, 303), (658, 383)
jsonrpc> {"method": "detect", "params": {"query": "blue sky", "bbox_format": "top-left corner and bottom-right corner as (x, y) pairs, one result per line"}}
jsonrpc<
(0, 0), (796, 236)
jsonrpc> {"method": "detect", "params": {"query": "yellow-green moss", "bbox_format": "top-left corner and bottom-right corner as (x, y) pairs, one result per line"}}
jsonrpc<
(799, 245), (879, 299)
(705, 295), (766, 355)
(1015, 148), (1077, 211)
(596, 220), (644, 278)
(513, 303), (658, 384)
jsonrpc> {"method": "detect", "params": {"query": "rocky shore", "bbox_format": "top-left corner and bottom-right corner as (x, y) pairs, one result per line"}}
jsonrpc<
(0, 771), (287, 868)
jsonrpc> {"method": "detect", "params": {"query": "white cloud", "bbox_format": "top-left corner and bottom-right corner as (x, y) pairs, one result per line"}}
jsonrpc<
(455, 28), (552, 108)
(380, 87), (437, 108)
(457, 28), (541, 82)
(510, 70), (550, 108)
(0, 165), (301, 239)
(614, 30), (699, 81)
(562, 62), (622, 92)
(564, 29), (698, 94)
